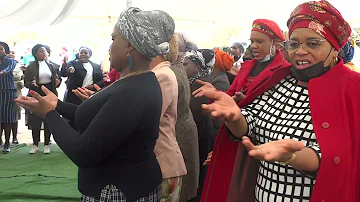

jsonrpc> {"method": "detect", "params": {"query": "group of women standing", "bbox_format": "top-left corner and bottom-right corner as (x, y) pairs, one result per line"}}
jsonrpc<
(9, 0), (360, 202)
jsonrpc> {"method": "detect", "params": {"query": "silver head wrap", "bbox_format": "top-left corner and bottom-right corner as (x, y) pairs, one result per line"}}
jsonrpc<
(116, 7), (175, 60)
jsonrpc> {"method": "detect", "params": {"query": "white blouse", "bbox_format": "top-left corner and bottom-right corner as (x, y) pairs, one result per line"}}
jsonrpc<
(38, 61), (52, 84)
(82, 62), (94, 87)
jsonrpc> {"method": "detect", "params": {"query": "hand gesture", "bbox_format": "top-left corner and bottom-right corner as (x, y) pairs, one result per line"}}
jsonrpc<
(203, 151), (213, 166)
(103, 74), (110, 83)
(197, 90), (241, 122)
(68, 67), (75, 74)
(0, 70), (6, 75)
(192, 80), (216, 97)
(32, 77), (38, 87)
(72, 84), (101, 101)
(233, 91), (246, 103)
(242, 136), (304, 163)
(14, 86), (58, 118)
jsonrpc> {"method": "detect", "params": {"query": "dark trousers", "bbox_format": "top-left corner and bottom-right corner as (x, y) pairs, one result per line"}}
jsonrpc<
(31, 120), (51, 146)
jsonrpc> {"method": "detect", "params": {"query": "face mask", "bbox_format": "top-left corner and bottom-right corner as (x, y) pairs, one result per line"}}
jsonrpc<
(259, 41), (275, 63)
(291, 62), (331, 82)
(291, 49), (334, 82)
(259, 54), (271, 63)
(0, 54), (6, 60)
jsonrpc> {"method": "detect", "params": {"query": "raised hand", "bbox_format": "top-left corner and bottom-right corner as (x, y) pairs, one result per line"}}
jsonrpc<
(197, 90), (241, 122)
(192, 80), (216, 97)
(14, 86), (57, 118)
(233, 91), (246, 103)
(242, 136), (304, 163)
(32, 77), (38, 87)
(203, 151), (213, 166)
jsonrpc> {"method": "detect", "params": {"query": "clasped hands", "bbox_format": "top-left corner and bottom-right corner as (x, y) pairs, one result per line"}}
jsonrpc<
(196, 86), (304, 164)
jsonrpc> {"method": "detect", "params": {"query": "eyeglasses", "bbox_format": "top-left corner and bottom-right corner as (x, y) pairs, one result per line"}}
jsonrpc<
(284, 39), (327, 52)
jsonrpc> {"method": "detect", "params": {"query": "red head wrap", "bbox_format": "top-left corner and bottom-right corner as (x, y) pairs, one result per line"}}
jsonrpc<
(252, 19), (286, 42)
(287, 0), (351, 51)
(214, 49), (234, 72)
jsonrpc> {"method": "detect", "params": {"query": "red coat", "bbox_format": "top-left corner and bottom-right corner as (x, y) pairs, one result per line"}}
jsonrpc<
(201, 51), (291, 202)
(201, 58), (360, 202)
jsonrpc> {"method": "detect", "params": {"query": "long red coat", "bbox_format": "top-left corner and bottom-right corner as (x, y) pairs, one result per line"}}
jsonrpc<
(201, 58), (360, 202)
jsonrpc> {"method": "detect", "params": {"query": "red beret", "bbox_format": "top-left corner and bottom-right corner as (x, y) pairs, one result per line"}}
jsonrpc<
(252, 19), (286, 42)
(287, 0), (351, 51)
(214, 49), (234, 72)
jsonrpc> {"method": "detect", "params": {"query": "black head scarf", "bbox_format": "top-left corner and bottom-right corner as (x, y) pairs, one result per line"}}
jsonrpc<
(32, 44), (45, 60)
(0, 41), (10, 54)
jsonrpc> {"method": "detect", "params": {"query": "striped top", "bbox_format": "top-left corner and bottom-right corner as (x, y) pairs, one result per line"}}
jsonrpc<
(0, 58), (16, 90)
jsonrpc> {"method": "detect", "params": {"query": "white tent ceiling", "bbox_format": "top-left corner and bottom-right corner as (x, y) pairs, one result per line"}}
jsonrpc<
(0, 0), (359, 49)
(1, 0), (359, 29)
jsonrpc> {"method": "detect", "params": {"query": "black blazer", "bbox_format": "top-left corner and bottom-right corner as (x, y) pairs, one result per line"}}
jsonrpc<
(64, 60), (104, 105)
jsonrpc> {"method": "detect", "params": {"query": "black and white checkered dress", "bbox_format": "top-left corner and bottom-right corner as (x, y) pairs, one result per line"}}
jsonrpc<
(81, 184), (161, 202)
(239, 76), (321, 202)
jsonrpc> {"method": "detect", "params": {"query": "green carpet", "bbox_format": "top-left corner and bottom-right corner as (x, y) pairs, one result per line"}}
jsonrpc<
(0, 144), (80, 202)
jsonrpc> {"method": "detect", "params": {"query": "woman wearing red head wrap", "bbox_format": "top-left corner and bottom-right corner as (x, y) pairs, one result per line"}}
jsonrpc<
(198, 1), (360, 202)
(193, 19), (291, 202)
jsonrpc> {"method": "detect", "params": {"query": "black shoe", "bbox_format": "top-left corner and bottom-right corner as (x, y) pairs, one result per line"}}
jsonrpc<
(12, 139), (19, 144)
(2, 145), (10, 153)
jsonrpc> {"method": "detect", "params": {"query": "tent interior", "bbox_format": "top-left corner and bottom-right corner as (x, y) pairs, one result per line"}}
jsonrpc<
(1, 0), (360, 65)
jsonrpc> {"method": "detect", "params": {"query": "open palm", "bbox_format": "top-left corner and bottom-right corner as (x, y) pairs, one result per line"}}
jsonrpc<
(192, 80), (216, 97)
(242, 136), (305, 162)
(198, 90), (241, 122)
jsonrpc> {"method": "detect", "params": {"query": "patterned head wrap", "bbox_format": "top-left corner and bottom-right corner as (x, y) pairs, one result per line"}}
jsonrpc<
(116, 7), (175, 60)
(185, 49), (215, 84)
(0, 41), (10, 54)
(252, 19), (286, 41)
(214, 49), (234, 72)
(339, 39), (355, 63)
(287, 1), (351, 51)
(79, 46), (92, 57)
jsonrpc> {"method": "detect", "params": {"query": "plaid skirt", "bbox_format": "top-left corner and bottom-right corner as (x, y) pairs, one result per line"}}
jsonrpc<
(81, 184), (162, 202)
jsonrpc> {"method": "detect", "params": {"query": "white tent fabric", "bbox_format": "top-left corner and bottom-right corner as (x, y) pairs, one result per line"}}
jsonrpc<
(0, 0), (79, 28)
(1, 0), (359, 29)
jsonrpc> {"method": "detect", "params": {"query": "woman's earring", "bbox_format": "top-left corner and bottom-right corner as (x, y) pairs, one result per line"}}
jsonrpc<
(126, 52), (132, 69)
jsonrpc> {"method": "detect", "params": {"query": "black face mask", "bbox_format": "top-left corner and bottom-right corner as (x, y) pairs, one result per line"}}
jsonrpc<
(291, 48), (334, 82)
(290, 61), (331, 82)
(243, 57), (253, 61)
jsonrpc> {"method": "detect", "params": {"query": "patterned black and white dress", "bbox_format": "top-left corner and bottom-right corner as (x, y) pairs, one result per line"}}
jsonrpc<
(233, 76), (321, 202)
(81, 184), (162, 202)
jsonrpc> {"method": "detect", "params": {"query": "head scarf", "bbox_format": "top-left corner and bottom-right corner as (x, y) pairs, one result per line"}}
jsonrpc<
(339, 39), (355, 63)
(232, 42), (245, 54)
(287, 1), (351, 51)
(116, 7), (175, 60)
(32, 44), (45, 59)
(252, 19), (286, 42)
(0, 41), (10, 54)
(164, 34), (179, 63)
(185, 49), (215, 84)
(246, 45), (255, 58)
(44, 45), (51, 56)
(79, 46), (92, 57)
(214, 49), (234, 72)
